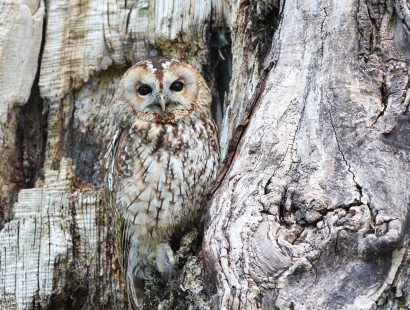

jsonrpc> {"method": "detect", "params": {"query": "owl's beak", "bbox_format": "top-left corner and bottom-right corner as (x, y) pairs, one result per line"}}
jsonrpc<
(159, 95), (167, 112)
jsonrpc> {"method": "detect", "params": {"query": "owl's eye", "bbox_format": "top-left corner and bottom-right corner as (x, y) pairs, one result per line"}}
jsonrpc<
(137, 85), (152, 96)
(170, 81), (184, 92)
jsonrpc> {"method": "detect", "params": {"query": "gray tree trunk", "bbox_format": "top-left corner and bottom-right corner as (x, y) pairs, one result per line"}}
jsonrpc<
(1, 0), (409, 309)
(206, 0), (410, 309)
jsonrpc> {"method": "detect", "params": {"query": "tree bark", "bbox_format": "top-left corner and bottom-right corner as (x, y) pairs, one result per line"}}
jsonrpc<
(206, 0), (410, 309)
(1, 0), (410, 309)
(0, 0), (229, 308)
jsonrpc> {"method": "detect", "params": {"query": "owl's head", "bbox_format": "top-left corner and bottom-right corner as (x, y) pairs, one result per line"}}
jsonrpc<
(116, 57), (210, 124)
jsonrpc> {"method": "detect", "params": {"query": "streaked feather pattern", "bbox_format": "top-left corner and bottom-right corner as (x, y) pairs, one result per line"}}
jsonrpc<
(105, 57), (219, 308)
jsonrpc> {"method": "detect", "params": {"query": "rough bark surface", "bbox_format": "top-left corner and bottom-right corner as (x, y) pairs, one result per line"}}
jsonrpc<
(0, 0), (44, 224)
(1, 0), (410, 309)
(206, 0), (410, 309)
(0, 0), (229, 308)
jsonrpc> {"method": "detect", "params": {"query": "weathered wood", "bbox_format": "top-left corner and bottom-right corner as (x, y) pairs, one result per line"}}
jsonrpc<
(0, 159), (123, 309)
(205, 0), (410, 309)
(0, 0), (229, 308)
(0, 0), (44, 224)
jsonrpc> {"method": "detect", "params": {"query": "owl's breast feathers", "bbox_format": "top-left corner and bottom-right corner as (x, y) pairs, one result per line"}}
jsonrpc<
(107, 113), (219, 243)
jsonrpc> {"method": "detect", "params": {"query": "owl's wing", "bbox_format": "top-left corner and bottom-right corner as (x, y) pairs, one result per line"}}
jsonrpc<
(106, 129), (145, 308)
(104, 129), (130, 269)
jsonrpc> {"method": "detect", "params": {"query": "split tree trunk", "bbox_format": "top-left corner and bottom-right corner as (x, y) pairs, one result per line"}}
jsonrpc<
(1, 0), (410, 309)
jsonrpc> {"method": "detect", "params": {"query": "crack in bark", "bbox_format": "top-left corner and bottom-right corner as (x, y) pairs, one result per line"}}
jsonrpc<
(357, 0), (370, 53)
(210, 0), (286, 197)
(392, 241), (410, 287)
(278, 187), (289, 225)
(371, 74), (389, 127)
(262, 109), (302, 220)
(328, 109), (364, 201)
(320, 7), (328, 58)
(263, 59), (314, 227)
(209, 60), (276, 197)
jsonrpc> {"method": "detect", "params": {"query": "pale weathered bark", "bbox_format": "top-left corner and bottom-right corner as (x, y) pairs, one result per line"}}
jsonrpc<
(0, 0), (44, 222)
(0, 0), (229, 308)
(1, 0), (410, 309)
(205, 0), (410, 309)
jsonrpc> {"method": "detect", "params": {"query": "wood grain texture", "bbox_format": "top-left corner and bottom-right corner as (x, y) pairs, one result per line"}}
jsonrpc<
(0, 0), (228, 308)
(0, 0), (44, 220)
(0, 159), (123, 309)
(205, 0), (410, 309)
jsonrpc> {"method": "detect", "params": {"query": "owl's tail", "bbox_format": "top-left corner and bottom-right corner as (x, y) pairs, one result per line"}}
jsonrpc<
(126, 269), (145, 309)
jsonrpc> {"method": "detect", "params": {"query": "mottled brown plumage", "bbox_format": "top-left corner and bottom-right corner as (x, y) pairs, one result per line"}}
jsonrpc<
(105, 58), (220, 308)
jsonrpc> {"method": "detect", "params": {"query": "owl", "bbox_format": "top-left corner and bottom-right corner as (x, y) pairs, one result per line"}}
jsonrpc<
(105, 57), (220, 308)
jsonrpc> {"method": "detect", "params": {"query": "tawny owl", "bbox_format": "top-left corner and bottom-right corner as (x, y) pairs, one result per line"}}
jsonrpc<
(105, 57), (220, 308)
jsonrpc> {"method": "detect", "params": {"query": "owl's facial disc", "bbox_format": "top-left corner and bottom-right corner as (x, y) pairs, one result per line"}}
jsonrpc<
(122, 59), (199, 122)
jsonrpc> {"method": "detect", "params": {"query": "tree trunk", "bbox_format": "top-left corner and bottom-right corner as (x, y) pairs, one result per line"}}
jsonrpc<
(206, 0), (410, 309)
(1, 0), (410, 309)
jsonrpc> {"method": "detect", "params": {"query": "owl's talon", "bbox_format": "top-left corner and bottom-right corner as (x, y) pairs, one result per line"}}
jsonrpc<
(156, 243), (175, 279)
